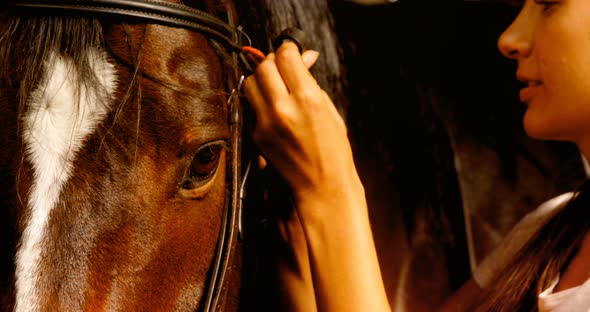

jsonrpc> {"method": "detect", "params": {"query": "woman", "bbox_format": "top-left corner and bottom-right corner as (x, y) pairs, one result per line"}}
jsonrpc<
(244, 0), (590, 310)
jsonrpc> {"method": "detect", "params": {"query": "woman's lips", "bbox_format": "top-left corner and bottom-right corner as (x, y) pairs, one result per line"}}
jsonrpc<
(519, 81), (542, 103)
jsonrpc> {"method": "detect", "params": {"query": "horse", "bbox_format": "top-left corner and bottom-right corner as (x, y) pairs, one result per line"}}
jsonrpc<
(0, 0), (346, 311)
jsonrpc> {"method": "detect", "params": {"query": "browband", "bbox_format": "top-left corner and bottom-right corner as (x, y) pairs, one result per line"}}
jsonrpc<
(3, 0), (245, 57)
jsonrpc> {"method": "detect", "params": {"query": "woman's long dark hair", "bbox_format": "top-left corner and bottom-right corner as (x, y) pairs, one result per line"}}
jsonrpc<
(474, 179), (590, 311)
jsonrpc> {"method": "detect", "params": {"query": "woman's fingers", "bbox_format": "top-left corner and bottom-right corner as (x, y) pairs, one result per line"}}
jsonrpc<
(253, 53), (290, 104)
(246, 44), (320, 110)
(245, 45), (321, 128)
(275, 42), (319, 93)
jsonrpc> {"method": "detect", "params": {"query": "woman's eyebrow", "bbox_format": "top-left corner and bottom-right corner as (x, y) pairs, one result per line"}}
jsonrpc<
(464, 0), (523, 4)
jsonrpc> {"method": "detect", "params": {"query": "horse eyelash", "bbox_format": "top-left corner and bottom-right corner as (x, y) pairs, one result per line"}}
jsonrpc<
(196, 140), (230, 153)
(183, 140), (229, 176)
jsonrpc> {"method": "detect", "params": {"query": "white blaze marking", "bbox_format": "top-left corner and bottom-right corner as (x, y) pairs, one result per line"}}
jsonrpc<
(15, 49), (117, 311)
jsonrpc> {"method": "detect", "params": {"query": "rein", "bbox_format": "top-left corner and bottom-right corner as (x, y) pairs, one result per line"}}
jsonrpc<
(2, 0), (262, 311)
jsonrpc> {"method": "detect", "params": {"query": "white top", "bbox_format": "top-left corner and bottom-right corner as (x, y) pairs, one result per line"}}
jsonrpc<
(539, 277), (590, 312)
(472, 192), (590, 311)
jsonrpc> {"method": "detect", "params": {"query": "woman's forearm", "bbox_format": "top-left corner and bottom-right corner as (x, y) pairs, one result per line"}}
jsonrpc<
(243, 42), (390, 311)
(276, 209), (318, 312)
(295, 178), (391, 312)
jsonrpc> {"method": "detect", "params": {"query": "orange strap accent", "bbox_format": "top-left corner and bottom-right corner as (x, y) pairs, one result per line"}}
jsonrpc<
(242, 46), (266, 63)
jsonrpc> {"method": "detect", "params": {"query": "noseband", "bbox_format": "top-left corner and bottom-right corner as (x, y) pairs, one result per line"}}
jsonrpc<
(2, 0), (257, 310)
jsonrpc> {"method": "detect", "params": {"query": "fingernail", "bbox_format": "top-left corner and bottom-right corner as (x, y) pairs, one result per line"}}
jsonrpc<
(302, 50), (320, 68)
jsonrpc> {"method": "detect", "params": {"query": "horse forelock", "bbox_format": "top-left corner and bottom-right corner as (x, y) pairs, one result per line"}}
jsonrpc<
(14, 46), (117, 311)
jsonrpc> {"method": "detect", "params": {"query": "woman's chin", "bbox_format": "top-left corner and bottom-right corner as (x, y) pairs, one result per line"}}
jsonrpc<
(522, 114), (554, 141)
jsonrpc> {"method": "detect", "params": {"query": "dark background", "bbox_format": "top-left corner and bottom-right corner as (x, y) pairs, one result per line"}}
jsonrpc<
(327, 0), (585, 308)
(237, 1), (587, 310)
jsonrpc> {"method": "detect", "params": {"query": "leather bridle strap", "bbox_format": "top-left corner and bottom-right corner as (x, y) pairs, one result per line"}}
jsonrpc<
(204, 6), (245, 311)
(4, 0), (242, 51)
(3, 0), (264, 73)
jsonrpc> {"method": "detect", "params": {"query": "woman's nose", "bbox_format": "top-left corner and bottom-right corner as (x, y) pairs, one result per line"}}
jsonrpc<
(497, 8), (533, 60)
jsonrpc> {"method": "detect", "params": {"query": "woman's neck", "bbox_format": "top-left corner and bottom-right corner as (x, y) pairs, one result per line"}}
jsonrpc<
(576, 141), (590, 176)
(554, 231), (590, 292)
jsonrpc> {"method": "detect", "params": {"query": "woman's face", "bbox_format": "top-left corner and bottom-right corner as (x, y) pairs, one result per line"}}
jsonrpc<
(498, 0), (590, 145)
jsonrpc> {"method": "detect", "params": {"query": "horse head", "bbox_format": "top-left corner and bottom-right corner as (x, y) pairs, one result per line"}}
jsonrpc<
(0, 0), (246, 310)
(0, 0), (345, 311)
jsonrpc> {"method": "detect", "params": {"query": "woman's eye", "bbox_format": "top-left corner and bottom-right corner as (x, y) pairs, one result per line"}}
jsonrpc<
(505, 0), (524, 8)
(535, 0), (558, 11)
(182, 142), (226, 189)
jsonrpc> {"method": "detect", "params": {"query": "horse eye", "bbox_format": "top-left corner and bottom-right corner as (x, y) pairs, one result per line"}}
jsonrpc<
(182, 142), (225, 189)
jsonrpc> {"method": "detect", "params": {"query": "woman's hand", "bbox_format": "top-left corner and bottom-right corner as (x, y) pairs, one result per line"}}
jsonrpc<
(243, 42), (359, 206)
(244, 42), (390, 312)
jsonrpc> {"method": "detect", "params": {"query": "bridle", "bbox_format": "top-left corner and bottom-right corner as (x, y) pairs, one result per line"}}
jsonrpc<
(2, 0), (261, 311)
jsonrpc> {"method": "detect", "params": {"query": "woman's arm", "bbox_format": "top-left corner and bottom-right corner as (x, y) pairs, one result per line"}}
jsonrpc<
(297, 179), (390, 312)
(276, 207), (317, 312)
(244, 41), (490, 312)
(244, 42), (390, 312)
(438, 279), (482, 312)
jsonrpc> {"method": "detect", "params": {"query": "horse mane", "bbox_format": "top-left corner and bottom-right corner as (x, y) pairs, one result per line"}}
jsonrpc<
(1, 16), (106, 107)
(235, 0), (348, 115)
